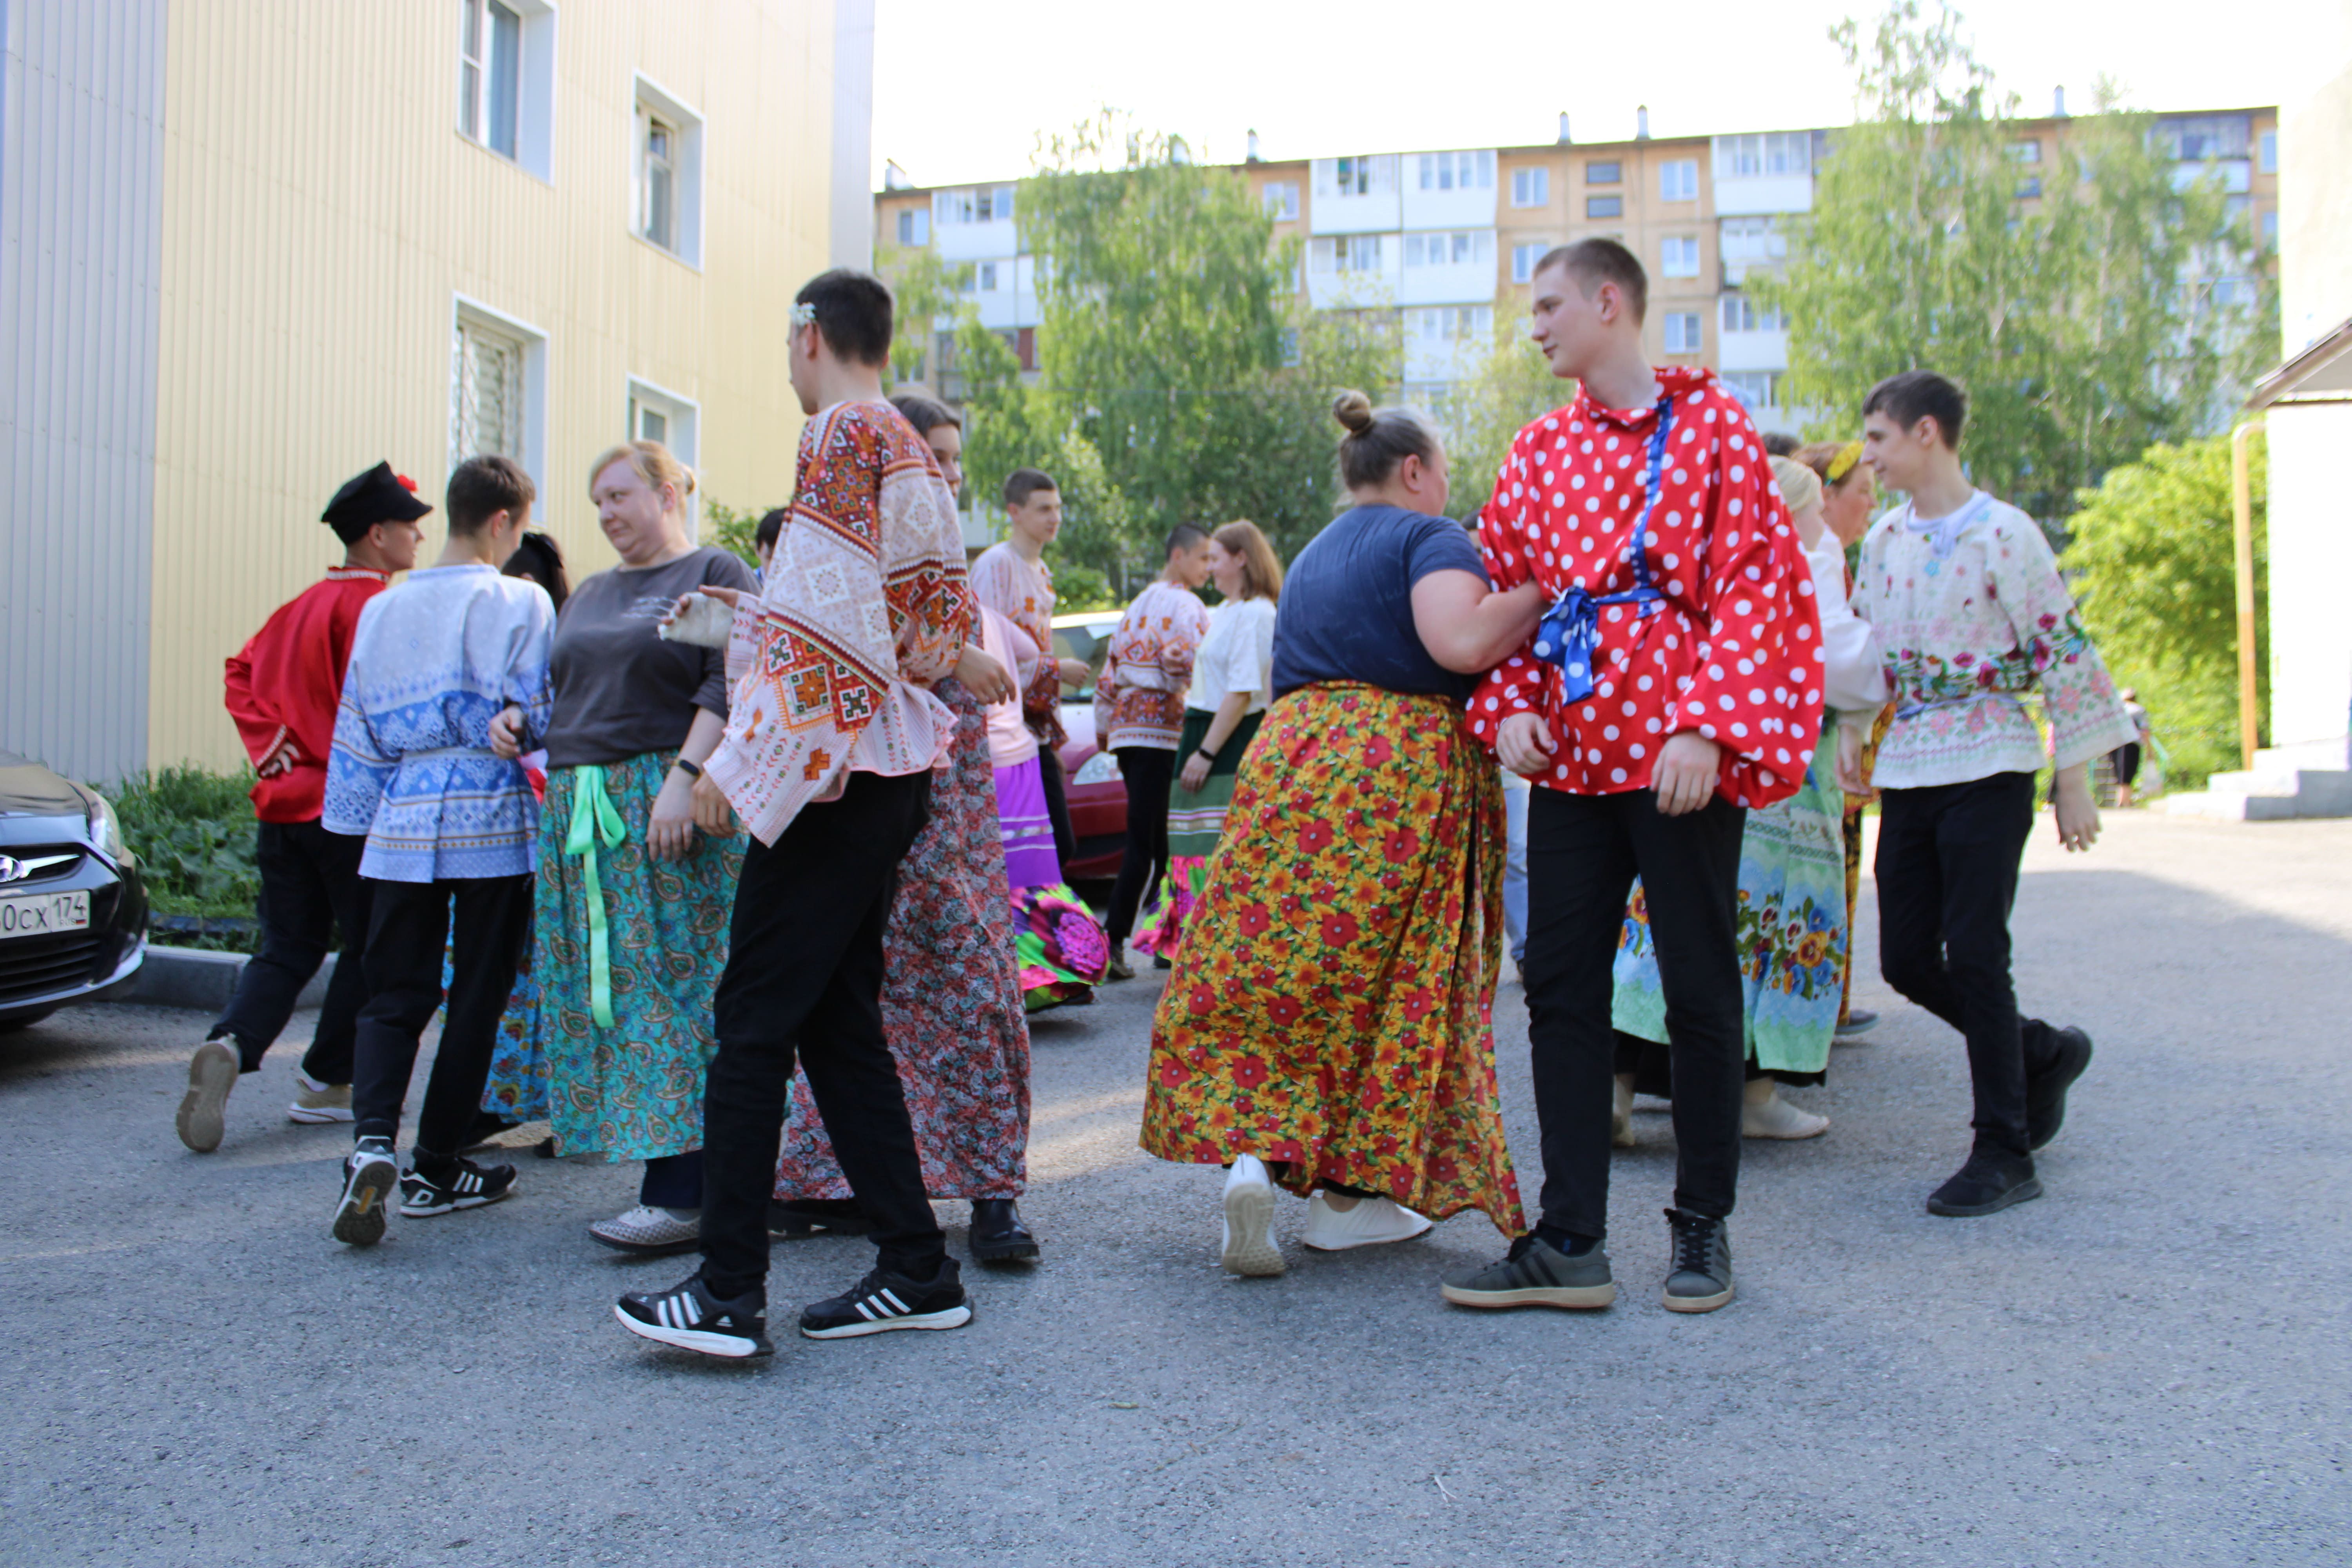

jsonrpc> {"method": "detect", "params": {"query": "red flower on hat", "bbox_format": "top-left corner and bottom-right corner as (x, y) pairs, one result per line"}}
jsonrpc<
(395, 474), (418, 492)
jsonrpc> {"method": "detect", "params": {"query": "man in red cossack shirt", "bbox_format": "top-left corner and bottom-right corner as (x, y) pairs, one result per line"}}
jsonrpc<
(176, 463), (429, 1154)
(1438, 241), (1824, 1316)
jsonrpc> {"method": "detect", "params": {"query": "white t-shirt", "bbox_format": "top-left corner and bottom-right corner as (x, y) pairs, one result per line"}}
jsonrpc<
(1187, 596), (1278, 715)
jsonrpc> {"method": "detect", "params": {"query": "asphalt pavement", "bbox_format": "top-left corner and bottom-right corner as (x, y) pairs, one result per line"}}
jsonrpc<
(3, 811), (2347, 1566)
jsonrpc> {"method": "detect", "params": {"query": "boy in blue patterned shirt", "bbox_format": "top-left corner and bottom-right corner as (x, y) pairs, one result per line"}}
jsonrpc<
(323, 455), (554, 1246)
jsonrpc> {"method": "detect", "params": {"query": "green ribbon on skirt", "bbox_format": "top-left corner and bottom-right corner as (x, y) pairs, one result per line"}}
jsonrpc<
(564, 764), (628, 1027)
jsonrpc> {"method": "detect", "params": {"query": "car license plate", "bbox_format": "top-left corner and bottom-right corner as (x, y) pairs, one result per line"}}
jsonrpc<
(0, 888), (90, 939)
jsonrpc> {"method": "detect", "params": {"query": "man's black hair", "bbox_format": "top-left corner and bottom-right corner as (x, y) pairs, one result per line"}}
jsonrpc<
(797, 268), (894, 368)
(1163, 522), (1209, 560)
(754, 506), (788, 553)
(446, 454), (535, 535)
(1004, 468), (1059, 508)
(1863, 370), (1968, 449)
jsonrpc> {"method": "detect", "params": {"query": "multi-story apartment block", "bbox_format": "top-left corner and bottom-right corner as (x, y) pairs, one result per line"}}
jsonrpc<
(877, 100), (2278, 439)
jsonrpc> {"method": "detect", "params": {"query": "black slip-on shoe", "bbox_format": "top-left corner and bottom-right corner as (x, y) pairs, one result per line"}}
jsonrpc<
(1661, 1208), (1735, 1314)
(800, 1261), (972, 1339)
(1440, 1233), (1615, 1310)
(398, 1157), (517, 1217)
(969, 1198), (1040, 1264)
(768, 1198), (872, 1240)
(332, 1137), (399, 1247)
(2026, 1025), (2094, 1152)
(616, 1274), (774, 1360)
(1926, 1149), (2042, 1217)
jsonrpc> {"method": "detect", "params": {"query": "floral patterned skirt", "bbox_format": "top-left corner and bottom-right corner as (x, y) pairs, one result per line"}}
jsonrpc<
(1138, 683), (1524, 1231)
(1613, 729), (1847, 1077)
(1839, 703), (1894, 1024)
(774, 678), (1032, 1201)
(1012, 883), (1109, 1010)
(534, 750), (746, 1163)
(1135, 709), (1263, 960)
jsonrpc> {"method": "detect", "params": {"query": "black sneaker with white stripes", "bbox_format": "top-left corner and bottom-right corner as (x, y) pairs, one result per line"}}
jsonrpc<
(331, 1136), (399, 1247)
(799, 1260), (972, 1339)
(398, 1156), (517, 1217)
(615, 1273), (774, 1360)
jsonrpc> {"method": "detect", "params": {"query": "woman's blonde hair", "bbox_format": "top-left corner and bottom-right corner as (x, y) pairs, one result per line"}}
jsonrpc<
(587, 439), (698, 510)
(1213, 519), (1284, 604)
(1769, 455), (1823, 515)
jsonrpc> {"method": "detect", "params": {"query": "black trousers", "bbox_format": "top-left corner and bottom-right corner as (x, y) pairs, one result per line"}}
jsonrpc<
(212, 819), (373, 1079)
(1875, 771), (2061, 1160)
(350, 874), (534, 1156)
(1036, 742), (1078, 871)
(1523, 787), (1748, 1238)
(1105, 745), (1175, 944)
(700, 771), (943, 1300)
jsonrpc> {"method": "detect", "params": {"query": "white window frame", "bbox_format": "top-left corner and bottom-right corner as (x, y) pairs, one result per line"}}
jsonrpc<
(455, 0), (555, 181)
(1261, 181), (1300, 221)
(633, 74), (704, 267)
(624, 377), (702, 539)
(1661, 236), (1701, 279)
(1660, 159), (1699, 201)
(1416, 150), (1495, 191)
(1722, 370), (1783, 410)
(1510, 167), (1550, 208)
(1408, 305), (1494, 343)
(450, 296), (549, 490)
(894, 208), (930, 247)
(1510, 240), (1551, 284)
(1719, 294), (1784, 333)
(1404, 230), (1494, 268)
(1712, 131), (1812, 180)
(1662, 311), (1703, 354)
(1313, 155), (1397, 198)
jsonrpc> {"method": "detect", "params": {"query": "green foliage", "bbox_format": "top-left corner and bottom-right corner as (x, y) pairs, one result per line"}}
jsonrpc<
(1755, 2), (2271, 521)
(703, 497), (771, 569)
(1440, 326), (1570, 521)
(2060, 432), (2265, 787)
(943, 113), (1397, 593)
(99, 768), (262, 951)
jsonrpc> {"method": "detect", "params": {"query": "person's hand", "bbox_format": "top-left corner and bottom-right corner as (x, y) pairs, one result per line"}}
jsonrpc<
(954, 641), (1016, 705)
(1180, 751), (1211, 792)
(691, 771), (737, 837)
(1058, 657), (1092, 688)
(488, 705), (526, 761)
(1496, 711), (1556, 779)
(1836, 721), (1877, 801)
(1653, 731), (1723, 816)
(2052, 764), (2100, 853)
(649, 768), (698, 861)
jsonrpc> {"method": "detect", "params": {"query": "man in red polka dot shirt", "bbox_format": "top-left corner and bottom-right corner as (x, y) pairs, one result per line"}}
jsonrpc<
(1439, 240), (1823, 1318)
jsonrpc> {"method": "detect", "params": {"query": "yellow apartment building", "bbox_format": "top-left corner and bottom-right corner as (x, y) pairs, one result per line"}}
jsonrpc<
(2, 0), (877, 782)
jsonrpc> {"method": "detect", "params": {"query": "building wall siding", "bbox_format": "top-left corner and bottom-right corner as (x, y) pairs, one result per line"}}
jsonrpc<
(0, 0), (167, 784)
(146, 0), (842, 773)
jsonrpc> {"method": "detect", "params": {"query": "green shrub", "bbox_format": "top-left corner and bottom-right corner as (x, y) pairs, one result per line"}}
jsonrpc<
(99, 768), (262, 953)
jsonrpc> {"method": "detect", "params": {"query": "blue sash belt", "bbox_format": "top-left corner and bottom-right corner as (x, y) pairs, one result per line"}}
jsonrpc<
(1530, 392), (1677, 704)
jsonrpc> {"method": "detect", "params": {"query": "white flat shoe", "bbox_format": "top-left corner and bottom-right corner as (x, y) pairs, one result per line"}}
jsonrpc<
(1219, 1155), (1284, 1276)
(1742, 1087), (1829, 1140)
(1300, 1192), (1432, 1252)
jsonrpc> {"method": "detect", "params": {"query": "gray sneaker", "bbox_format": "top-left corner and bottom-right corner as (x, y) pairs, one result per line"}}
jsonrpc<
(1661, 1208), (1733, 1313)
(1440, 1234), (1615, 1310)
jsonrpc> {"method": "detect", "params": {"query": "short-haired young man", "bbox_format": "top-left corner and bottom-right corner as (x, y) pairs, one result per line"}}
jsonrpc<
(1444, 240), (1824, 1314)
(615, 267), (978, 1359)
(1846, 370), (2134, 1216)
(323, 454), (554, 1245)
(967, 467), (1093, 867)
(178, 464), (427, 1153)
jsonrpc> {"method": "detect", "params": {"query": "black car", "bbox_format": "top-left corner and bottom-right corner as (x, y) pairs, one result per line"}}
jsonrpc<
(0, 751), (149, 1029)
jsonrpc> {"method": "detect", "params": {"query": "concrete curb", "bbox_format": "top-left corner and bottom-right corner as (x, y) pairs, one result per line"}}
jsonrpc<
(118, 946), (336, 1014)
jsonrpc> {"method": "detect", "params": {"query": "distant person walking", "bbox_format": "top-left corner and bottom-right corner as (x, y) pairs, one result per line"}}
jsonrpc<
(2112, 689), (2152, 808)
(1136, 519), (1283, 960)
(969, 468), (1094, 868)
(515, 441), (754, 1258)
(1846, 370), (2139, 1217)
(1139, 393), (1544, 1278)
(1094, 525), (1212, 978)
(180, 463), (426, 1153)
(323, 455), (554, 1246)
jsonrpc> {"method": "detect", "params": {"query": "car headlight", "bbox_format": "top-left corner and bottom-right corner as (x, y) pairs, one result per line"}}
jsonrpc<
(1072, 752), (1122, 788)
(86, 793), (126, 861)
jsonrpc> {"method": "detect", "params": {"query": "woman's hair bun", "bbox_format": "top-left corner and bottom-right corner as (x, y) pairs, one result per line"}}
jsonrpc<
(677, 462), (699, 497)
(1332, 389), (1374, 435)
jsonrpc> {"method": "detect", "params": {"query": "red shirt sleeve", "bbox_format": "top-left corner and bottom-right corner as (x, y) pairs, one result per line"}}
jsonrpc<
(1467, 431), (1552, 751)
(221, 630), (285, 767)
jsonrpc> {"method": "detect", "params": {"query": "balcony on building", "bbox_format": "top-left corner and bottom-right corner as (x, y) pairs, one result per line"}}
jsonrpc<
(1399, 229), (1499, 307)
(1399, 150), (1498, 230)
(1710, 130), (1820, 216)
(1310, 155), (1402, 234)
(934, 184), (1019, 262)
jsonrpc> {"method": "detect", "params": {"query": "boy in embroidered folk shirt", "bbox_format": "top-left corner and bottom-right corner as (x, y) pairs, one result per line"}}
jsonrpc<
(1844, 370), (2135, 1219)
(969, 467), (1093, 866)
(176, 463), (428, 1155)
(1441, 241), (1824, 1317)
(614, 269), (980, 1361)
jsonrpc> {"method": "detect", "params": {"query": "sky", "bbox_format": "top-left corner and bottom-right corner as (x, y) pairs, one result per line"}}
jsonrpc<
(870, 0), (2352, 189)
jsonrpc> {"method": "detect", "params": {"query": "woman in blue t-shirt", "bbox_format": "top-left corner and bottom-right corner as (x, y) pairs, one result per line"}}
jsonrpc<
(1138, 390), (1545, 1279)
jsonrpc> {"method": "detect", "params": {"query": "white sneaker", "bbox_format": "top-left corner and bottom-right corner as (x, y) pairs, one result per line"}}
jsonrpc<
(1742, 1084), (1829, 1140)
(1611, 1074), (1637, 1149)
(287, 1069), (354, 1124)
(1219, 1155), (1284, 1277)
(176, 1037), (240, 1152)
(1300, 1192), (1433, 1252)
(589, 1205), (702, 1256)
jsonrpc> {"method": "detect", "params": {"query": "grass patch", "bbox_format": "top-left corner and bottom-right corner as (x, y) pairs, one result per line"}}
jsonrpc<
(97, 768), (261, 953)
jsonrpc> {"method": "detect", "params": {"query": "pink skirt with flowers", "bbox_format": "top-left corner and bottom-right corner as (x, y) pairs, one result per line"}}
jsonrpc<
(1137, 682), (1524, 1230)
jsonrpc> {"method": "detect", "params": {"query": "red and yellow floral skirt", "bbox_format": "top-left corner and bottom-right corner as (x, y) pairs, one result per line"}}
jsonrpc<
(1138, 682), (1525, 1231)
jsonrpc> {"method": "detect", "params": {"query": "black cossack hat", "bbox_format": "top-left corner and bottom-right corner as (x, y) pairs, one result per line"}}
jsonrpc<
(322, 461), (434, 543)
